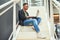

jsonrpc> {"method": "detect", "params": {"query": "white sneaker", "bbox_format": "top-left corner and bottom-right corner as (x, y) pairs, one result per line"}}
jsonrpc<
(37, 32), (46, 39)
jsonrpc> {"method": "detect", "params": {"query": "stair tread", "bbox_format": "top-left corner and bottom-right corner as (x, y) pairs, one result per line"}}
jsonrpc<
(16, 25), (50, 40)
(20, 26), (35, 32)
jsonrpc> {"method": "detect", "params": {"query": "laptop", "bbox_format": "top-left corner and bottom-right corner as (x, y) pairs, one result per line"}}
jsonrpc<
(31, 10), (39, 18)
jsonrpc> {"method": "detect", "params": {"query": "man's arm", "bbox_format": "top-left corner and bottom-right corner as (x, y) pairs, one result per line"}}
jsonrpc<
(18, 10), (27, 20)
(26, 16), (36, 18)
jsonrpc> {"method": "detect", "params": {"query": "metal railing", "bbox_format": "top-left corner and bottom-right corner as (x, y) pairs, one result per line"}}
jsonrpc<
(52, 0), (60, 40)
(53, 0), (60, 23)
(0, 1), (13, 40)
(0, 5), (13, 16)
(0, 1), (13, 9)
(0, 0), (20, 40)
(0, 1), (13, 16)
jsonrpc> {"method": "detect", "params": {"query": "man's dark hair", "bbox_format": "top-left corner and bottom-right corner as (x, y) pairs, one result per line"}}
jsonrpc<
(23, 3), (28, 6)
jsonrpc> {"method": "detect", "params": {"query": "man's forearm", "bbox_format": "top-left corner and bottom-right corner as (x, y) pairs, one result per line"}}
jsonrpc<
(26, 16), (35, 18)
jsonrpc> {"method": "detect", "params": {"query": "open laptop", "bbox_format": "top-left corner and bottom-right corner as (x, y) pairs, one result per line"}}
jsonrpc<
(30, 10), (39, 18)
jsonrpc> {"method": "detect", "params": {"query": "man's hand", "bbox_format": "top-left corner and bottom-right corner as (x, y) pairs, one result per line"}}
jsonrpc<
(26, 16), (35, 18)
(27, 16), (35, 18)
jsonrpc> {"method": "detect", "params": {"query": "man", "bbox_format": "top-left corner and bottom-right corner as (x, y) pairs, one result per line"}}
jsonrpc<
(18, 3), (46, 38)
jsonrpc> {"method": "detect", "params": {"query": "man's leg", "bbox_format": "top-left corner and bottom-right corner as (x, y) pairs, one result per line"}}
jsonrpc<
(36, 17), (46, 38)
(24, 19), (40, 33)
(24, 19), (46, 38)
(36, 17), (41, 25)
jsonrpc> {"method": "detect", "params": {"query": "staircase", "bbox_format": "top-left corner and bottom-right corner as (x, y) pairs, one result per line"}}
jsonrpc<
(16, 24), (50, 40)
(16, 7), (50, 40)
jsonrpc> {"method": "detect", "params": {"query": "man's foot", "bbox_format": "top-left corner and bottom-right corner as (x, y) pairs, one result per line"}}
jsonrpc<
(37, 32), (46, 39)
(32, 27), (35, 30)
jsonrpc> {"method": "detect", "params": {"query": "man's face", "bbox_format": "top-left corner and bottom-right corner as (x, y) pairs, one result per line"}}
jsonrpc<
(23, 4), (28, 10)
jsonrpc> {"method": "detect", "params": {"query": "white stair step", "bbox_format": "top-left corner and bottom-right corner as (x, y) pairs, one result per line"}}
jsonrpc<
(20, 26), (35, 32)
(17, 32), (37, 40)
(16, 25), (50, 40)
(16, 26), (37, 40)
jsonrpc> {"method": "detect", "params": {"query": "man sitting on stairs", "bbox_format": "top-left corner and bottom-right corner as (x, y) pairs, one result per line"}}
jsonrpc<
(18, 3), (46, 39)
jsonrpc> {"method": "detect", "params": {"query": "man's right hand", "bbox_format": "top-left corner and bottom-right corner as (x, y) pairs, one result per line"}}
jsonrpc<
(26, 16), (35, 18)
(26, 16), (37, 19)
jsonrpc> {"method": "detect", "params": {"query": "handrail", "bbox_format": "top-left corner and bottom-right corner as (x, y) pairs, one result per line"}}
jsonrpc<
(0, 0), (20, 40)
(53, 0), (60, 23)
(53, 0), (60, 7)
(8, 21), (19, 40)
(53, 2), (59, 10)
(0, 1), (13, 9)
(0, 5), (13, 16)
(53, 0), (60, 39)
(8, 31), (13, 40)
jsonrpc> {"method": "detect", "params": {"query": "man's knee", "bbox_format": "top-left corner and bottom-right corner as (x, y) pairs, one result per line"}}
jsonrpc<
(37, 17), (41, 21)
(32, 19), (37, 22)
(32, 19), (38, 24)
